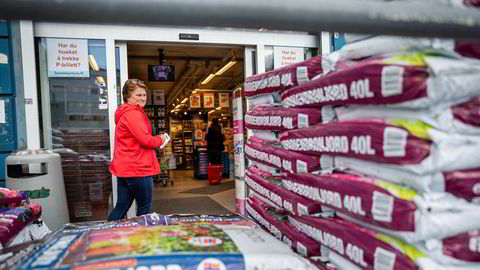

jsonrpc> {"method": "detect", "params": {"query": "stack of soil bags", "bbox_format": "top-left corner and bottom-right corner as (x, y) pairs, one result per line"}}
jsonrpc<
(242, 30), (480, 269)
(0, 213), (318, 270)
(0, 188), (47, 248)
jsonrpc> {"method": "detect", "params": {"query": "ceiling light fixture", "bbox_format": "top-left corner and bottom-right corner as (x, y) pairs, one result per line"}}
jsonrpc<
(216, 107), (221, 110)
(184, 112), (187, 115)
(208, 110), (215, 114)
(175, 104), (181, 109)
(199, 111), (202, 114)
(181, 98), (188, 104)
(201, 74), (215, 85)
(215, 60), (237, 76)
(192, 89), (199, 94)
(89, 55), (100, 71)
(170, 109), (175, 113)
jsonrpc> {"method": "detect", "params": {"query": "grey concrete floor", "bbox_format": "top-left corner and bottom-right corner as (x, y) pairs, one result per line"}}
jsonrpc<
(152, 170), (236, 214)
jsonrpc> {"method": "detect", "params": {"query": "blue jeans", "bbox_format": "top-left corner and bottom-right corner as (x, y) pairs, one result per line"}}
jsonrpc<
(108, 176), (153, 221)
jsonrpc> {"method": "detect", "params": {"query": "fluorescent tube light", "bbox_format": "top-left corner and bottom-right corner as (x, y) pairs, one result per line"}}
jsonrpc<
(201, 74), (215, 85)
(215, 60), (237, 76)
(216, 107), (221, 110)
(181, 98), (188, 104)
(208, 110), (215, 114)
(89, 55), (100, 71)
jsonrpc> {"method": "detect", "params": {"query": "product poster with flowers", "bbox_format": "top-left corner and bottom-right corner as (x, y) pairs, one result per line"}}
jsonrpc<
(219, 93), (230, 108)
(190, 95), (201, 108)
(203, 93), (215, 108)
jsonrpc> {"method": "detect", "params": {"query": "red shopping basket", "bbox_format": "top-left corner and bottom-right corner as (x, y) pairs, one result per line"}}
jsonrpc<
(207, 165), (223, 185)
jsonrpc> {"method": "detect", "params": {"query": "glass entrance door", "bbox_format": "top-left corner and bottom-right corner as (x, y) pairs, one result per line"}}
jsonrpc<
(37, 38), (112, 222)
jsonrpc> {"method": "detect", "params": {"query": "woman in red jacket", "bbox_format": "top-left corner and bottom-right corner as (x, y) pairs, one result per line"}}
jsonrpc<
(108, 79), (167, 221)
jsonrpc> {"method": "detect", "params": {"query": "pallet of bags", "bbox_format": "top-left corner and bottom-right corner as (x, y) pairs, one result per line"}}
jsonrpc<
(280, 119), (480, 197)
(288, 214), (480, 270)
(246, 194), (321, 258)
(1, 221), (317, 269)
(280, 171), (480, 244)
(245, 166), (323, 216)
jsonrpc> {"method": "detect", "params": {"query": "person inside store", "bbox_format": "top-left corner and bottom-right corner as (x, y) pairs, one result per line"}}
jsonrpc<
(206, 117), (225, 165)
(108, 78), (168, 221)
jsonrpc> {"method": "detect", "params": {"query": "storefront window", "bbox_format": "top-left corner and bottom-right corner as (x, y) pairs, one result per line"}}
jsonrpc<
(36, 38), (112, 222)
(264, 46), (317, 72)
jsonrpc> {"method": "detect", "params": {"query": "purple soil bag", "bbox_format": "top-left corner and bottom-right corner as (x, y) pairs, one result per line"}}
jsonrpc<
(455, 40), (480, 59)
(282, 172), (480, 243)
(244, 56), (324, 98)
(245, 104), (334, 132)
(245, 166), (322, 215)
(0, 204), (42, 246)
(444, 169), (480, 202)
(441, 231), (480, 263)
(288, 215), (418, 270)
(245, 137), (330, 173)
(0, 188), (24, 207)
(452, 96), (480, 128)
(335, 96), (480, 135)
(280, 119), (432, 165)
(246, 195), (321, 258)
(281, 52), (480, 109)
(280, 119), (480, 174)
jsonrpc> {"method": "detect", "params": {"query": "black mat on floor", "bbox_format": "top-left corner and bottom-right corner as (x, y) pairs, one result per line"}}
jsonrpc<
(152, 196), (232, 215)
(180, 180), (235, 195)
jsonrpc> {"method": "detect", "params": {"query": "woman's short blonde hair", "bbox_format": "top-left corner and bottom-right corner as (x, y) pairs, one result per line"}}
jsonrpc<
(122, 79), (148, 103)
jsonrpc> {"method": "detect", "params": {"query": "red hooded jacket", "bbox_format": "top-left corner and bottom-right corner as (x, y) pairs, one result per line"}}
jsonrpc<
(109, 103), (164, 177)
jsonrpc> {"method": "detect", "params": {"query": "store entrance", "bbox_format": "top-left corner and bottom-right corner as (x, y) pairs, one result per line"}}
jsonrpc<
(126, 43), (244, 214)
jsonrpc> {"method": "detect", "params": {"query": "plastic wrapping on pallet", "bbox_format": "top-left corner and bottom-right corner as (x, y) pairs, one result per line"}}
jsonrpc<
(335, 96), (480, 134)
(281, 53), (480, 109)
(280, 119), (480, 174)
(245, 104), (335, 132)
(282, 172), (480, 243)
(245, 136), (329, 173)
(245, 166), (322, 215)
(246, 195), (321, 258)
(51, 213), (256, 237)
(244, 55), (324, 97)
(2, 223), (316, 270)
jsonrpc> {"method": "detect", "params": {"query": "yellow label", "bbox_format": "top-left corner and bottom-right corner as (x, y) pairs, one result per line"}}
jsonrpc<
(389, 119), (432, 139)
(375, 180), (417, 200)
(382, 53), (428, 66)
(376, 234), (426, 261)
